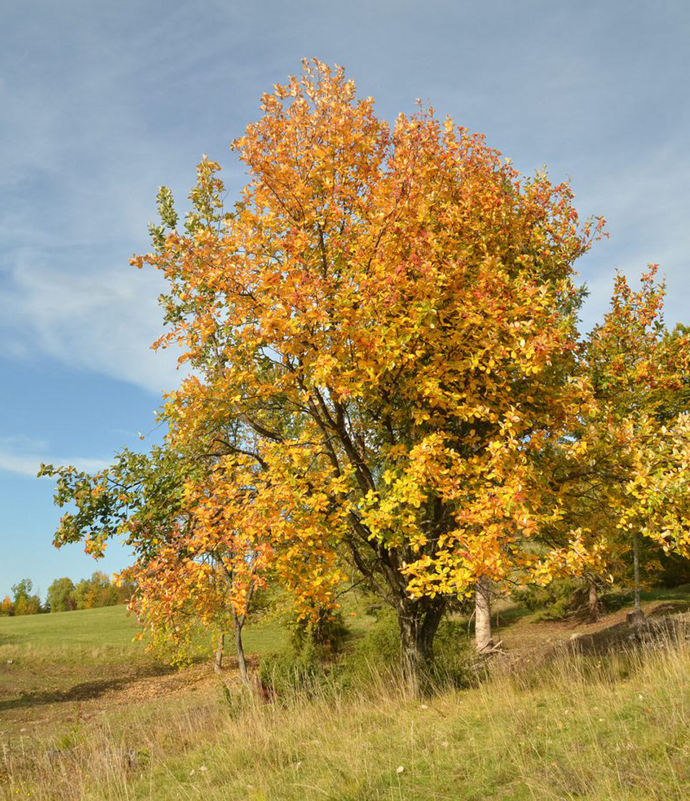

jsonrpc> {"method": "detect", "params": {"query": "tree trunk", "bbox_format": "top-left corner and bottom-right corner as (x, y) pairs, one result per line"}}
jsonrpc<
(633, 531), (641, 613)
(398, 614), (422, 697)
(396, 598), (445, 696)
(234, 618), (249, 684)
(627, 531), (646, 626)
(213, 633), (225, 673)
(587, 577), (601, 622)
(475, 577), (493, 654)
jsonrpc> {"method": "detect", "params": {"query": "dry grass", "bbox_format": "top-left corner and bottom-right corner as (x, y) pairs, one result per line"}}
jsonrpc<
(2, 625), (689, 800)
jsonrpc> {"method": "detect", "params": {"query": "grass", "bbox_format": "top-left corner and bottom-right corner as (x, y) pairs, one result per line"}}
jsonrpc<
(0, 604), (290, 739)
(0, 606), (153, 726)
(0, 603), (295, 655)
(2, 627), (689, 800)
(2, 597), (689, 799)
(0, 606), (142, 651)
(0, 604), (292, 668)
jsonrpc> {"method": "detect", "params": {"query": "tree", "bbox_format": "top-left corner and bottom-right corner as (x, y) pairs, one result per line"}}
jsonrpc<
(42, 445), (269, 679)
(618, 414), (690, 561)
(125, 456), (271, 681)
(46, 577), (76, 612)
(70, 572), (119, 610)
(45, 60), (606, 689)
(0, 596), (14, 616)
(529, 268), (690, 621)
(12, 578), (41, 615)
(585, 269), (689, 618)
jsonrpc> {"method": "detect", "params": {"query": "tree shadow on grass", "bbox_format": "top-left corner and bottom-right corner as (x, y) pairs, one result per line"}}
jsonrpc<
(0, 663), (179, 713)
(565, 603), (690, 658)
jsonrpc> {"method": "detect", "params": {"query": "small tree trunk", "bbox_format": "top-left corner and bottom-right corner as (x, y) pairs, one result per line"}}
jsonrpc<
(213, 633), (225, 674)
(234, 616), (249, 684)
(475, 577), (493, 654)
(627, 531), (646, 626)
(587, 577), (601, 622)
(633, 531), (641, 614)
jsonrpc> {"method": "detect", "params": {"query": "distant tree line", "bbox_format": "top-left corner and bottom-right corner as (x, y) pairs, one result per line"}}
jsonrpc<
(0, 572), (134, 616)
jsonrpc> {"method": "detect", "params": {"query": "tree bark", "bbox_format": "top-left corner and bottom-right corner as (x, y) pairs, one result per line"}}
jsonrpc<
(213, 633), (225, 673)
(587, 577), (601, 622)
(234, 615), (250, 684)
(627, 531), (646, 626)
(396, 597), (445, 695)
(475, 577), (493, 653)
(633, 531), (642, 614)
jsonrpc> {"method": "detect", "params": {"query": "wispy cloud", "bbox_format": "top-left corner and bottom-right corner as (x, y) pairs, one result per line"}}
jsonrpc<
(572, 131), (690, 332)
(0, 249), (184, 395)
(0, 437), (110, 478)
(0, 5), (250, 396)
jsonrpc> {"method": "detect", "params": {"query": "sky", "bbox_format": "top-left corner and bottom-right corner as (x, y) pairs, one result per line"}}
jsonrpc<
(1, 0), (688, 599)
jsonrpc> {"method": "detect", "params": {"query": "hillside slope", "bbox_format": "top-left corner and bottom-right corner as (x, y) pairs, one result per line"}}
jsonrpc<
(2, 595), (690, 799)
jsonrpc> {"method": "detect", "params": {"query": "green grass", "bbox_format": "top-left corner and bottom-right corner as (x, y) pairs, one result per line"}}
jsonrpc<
(3, 597), (690, 799)
(3, 629), (689, 800)
(0, 604), (292, 662)
(241, 624), (289, 656)
(0, 604), (291, 740)
(0, 605), (142, 651)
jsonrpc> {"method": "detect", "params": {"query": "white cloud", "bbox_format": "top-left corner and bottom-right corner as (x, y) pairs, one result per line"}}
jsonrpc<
(0, 249), (185, 395)
(1, 0), (689, 398)
(0, 437), (110, 478)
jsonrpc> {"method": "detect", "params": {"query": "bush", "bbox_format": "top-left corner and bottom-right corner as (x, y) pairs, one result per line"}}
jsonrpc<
(288, 608), (349, 656)
(599, 588), (635, 613)
(258, 640), (330, 698)
(513, 579), (583, 621)
(259, 608), (476, 697)
(339, 609), (476, 691)
(258, 609), (348, 698)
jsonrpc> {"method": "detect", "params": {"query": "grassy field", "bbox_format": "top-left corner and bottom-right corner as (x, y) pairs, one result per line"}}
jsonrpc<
(0, 604), (293, 657)
(0, 605), (142, 651)
(125, 641), (690, 801)
(0, 606), (151, 729)
(0, 604), (291, 740)
(2, 595), (690, 799)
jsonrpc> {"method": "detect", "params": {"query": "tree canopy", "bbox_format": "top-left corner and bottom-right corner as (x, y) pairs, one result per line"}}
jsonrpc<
(42, 60), (690, 687)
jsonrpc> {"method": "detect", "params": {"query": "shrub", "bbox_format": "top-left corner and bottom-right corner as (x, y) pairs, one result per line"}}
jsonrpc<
(288, 608), (349, 656)
(258, 608), (476, 697)
(513, 579), (583, 621)
(257, 608), (348, 698)
(339, 609), (476, 691)
(258, 641), (330, 698)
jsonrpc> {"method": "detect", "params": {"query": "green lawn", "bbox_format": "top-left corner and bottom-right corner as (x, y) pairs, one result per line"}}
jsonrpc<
(0, 604), (141, 650)
(0, 603), (293, 660)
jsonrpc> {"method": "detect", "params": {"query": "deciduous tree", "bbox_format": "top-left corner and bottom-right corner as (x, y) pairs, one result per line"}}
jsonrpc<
(42, 445), (269, 679)
(45, 60), (611, 687)
(139, 60), (604, 680)
(46, 577), (76, 612)
(532, 269), (690, 619)
(587, 269), (688, 615)
(12, 578), (41, 616)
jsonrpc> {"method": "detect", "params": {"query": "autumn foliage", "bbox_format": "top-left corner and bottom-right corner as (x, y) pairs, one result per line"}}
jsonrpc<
(43, 60), (689, 686)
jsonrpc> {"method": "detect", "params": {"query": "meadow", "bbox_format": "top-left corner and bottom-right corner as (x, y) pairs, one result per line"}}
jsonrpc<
(1, 591), (690, 800)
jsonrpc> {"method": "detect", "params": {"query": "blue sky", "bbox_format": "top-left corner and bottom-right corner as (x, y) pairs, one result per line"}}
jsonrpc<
(1, 0), (688, 598)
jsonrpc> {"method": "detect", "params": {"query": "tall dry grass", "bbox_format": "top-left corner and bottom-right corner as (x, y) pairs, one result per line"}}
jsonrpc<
(3, 629), (689, 800)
